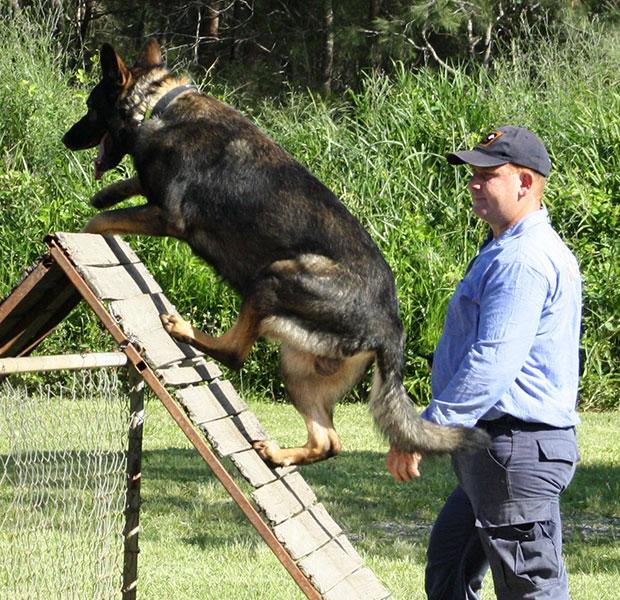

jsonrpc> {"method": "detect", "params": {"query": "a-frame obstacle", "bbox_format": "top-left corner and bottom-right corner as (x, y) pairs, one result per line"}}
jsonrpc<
(0, 232), (392, 600)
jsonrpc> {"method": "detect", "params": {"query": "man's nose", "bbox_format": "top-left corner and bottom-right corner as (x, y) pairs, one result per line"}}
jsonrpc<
(469, 176), (482, 191)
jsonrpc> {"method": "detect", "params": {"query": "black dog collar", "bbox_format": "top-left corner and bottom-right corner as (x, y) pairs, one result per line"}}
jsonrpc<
(146, 84), (196, 120)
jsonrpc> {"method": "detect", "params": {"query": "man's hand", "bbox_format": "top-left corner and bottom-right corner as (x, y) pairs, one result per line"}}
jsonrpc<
(386, 446), (423, 482)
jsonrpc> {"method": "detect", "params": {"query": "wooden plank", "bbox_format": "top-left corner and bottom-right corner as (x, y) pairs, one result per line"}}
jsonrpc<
(110, 293), (179, 335)
(55, 232), (140, 266)
(122, 370), (145, 600)
(110, 294), (203, 367)
(307, 503), (343, 539)
(175, 385), (230, 423)
(207, 380), (247, 414)
(297, 536), (364, 595)
(78, 263), (162, 300)
(323, 568), (392, 600)
(175, 378), (251, 425)
(272, 504), (337, 560)
(156, 360), (221, 386)
(0, 284), (80, 357)
(252, 472), (317, 525)
(207, 380), (247, 415)
(0, 260), (56, 326)
(233, 411), (269, 443)
(124, 329), (202, 369)
(229, 449), (279, 488)
(0, 352), (127, 374)
(200, 416), (252, 456)
(229, 448), (296, 488)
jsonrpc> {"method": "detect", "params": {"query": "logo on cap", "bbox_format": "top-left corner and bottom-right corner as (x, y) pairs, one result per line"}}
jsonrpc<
(479, 130), (503, 147)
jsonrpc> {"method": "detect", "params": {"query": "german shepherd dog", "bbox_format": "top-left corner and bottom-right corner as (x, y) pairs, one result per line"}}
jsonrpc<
(63, 40), (488, 466)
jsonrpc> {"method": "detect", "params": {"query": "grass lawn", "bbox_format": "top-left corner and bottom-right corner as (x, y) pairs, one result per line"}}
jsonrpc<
(136, 397), (620, 599)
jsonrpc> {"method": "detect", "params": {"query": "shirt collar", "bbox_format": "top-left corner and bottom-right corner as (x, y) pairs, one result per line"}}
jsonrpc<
(493, 207), (549, 245)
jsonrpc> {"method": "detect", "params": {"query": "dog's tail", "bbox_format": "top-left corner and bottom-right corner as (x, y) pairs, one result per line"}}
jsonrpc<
(369, 342), (489, 454)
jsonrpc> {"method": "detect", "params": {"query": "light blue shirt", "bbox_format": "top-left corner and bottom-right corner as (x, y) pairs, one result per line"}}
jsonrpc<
(422, 208), (582, 428)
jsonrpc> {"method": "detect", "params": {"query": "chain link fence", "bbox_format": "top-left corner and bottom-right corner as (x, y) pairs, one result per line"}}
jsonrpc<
(0, 370), (130, 599)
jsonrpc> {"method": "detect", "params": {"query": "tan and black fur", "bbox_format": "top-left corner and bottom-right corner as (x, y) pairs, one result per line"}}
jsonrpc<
(63, 40), (489, 466)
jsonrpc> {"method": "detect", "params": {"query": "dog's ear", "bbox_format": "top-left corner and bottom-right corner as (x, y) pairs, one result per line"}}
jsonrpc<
(100, 43), (131, 88)
(135, 38), (163, 69)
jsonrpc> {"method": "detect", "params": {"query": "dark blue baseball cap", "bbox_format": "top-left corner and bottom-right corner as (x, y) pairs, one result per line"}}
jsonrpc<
(447, 125), (551, 177)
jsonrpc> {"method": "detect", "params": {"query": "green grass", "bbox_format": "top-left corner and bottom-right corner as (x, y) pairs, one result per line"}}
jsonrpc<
(0, 12), (618, 410)
(1, 377), (618, 598)
(133, 396), (620, 599)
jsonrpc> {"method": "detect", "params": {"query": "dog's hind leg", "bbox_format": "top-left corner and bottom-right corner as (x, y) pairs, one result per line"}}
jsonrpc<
(161, 301), (262, 370)
(253, 346), (373, 466)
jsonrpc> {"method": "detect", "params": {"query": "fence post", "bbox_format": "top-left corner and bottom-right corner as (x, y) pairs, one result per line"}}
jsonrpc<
(122, 367), (145, 599)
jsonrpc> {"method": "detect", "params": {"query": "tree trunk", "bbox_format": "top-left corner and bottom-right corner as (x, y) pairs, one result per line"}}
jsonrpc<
(368, 0), (382, 69)
(321, 0), (334, 95)
(207, 1), (221, 40)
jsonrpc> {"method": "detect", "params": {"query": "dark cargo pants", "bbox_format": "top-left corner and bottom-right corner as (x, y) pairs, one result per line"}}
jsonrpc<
(425, 418), (579, 600)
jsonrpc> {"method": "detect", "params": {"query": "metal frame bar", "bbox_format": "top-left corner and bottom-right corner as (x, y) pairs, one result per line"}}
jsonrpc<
(46, 240), (322, 600)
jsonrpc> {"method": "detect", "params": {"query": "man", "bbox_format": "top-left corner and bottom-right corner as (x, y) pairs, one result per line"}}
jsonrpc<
(387, 126), (581, 599)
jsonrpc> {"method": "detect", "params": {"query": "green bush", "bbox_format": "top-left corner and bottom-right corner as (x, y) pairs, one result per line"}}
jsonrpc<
(0, 13), (617, 409)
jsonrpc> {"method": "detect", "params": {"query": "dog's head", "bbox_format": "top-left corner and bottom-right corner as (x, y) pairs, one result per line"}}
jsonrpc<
(62, 39), (163, 180)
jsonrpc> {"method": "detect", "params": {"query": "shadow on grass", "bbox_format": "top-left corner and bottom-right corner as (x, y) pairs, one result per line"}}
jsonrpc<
(139, 446), (620, 567)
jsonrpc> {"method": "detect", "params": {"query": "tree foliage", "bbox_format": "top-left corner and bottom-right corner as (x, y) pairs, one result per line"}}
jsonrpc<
(5, 0), (619, 94)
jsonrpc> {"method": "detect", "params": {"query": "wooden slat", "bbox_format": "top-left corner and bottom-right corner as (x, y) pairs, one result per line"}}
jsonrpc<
(0, 260), (80, 358)
(176, 384), (231, 423)
(200, 416), (252, 456)
(0, 352), (128, 374)
(156, 360), (221, 386)
(0, 284), (80, 357)
(307, 503), (343, 539)
(229, 449), (296, 488)
(252, 473), (317, 525)
(207, 380), (247, 415)
(228, 449), (279, 488)
(175, 379), (250, 424)
(109, 294), (202, 367)
(110, 293), (179, 335)
(233, 410), (269, 443)
(78, 263), (162, 300)
(55, 232), (140, 266)
(126, 329), (202, 369)
(297, 537), (364, 595)
(272, 504), (339, 560)
(0, 260), (56, 326)
(323, 568), (392, 600)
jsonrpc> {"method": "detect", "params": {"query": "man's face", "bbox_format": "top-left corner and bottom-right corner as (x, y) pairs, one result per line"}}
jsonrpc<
(467, 163), (526, 235)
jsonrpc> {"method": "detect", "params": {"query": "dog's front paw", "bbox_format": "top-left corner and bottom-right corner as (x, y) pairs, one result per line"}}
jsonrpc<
(160, 313), (194, 343)
(91, 189), (118, 209)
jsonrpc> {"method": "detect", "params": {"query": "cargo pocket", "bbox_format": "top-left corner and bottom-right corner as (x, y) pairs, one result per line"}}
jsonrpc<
(537, 438), (579, 464)
(491, 522), (560, 592)
(537, 437), (579, 493)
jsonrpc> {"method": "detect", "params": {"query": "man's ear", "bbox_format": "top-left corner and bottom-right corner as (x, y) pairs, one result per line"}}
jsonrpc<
(135, 38), (163, 69)
(518, 170), (534, 197)
(100, 43), (131, 87)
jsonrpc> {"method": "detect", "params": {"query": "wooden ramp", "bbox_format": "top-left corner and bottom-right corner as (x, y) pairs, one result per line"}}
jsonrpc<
(0, 233), (392, 600)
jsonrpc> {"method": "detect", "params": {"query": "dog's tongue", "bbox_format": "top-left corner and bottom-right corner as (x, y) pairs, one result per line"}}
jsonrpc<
(94, 133), (111, 180)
